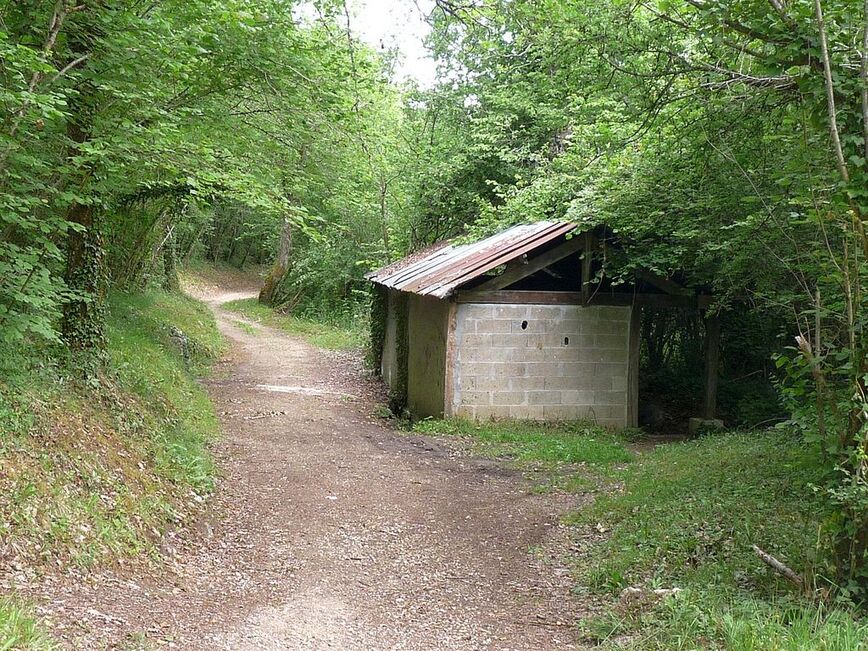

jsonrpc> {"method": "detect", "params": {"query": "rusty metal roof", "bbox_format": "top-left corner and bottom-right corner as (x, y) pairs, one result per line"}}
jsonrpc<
(366, 221), (578, 299)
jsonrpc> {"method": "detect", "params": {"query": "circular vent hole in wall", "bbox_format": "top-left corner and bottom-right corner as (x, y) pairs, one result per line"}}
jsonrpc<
(564, 337), (570, 345)
(520, 320), (528, 330)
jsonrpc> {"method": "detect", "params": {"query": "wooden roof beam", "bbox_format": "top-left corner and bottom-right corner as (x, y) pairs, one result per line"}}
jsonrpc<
(476, 235), (586, 292)
(637, 270), (693, 296)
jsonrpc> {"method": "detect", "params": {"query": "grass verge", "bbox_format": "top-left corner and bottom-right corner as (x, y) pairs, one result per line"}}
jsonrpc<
(410, 420), (866, 649)
(0, 289), (224, 575)
(0, 598), (56, 651)
(223, 297), (365, 350)
(413, 418), (632, 467)
(571, 430), (866, 649)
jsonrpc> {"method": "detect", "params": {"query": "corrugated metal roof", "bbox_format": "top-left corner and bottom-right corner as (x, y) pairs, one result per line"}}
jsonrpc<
(366, 221), (578, 299)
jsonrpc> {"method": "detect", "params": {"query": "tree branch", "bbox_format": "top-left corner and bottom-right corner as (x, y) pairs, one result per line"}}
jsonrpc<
(813, 0), (850, 183)
(862, 0), (868, 159)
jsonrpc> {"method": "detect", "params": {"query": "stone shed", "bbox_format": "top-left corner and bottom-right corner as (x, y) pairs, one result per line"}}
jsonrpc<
(367, 222), (716, 428)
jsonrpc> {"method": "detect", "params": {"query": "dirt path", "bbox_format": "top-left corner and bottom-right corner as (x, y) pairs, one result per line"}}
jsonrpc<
(37, 288), (589, 650)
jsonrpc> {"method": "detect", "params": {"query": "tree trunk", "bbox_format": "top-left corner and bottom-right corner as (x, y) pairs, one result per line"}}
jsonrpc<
(162, 223), (180, 292)
(59, 3), (106, 357)
(258, 217), (292, 306)
(61, 105), (105, 355)
(379, 175), (391, 262)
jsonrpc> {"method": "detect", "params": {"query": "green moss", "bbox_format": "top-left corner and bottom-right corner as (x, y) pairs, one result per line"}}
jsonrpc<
(367, 285), (387, 370)
(390, 292), (409, 414)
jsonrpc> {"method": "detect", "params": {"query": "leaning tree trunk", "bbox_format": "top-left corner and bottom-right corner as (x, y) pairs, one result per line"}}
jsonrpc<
(259, 217), (292, 306)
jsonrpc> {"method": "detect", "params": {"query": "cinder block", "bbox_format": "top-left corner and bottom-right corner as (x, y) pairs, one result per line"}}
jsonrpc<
(599, 348), (630, 364)
(528, 391), (562, 406)
(474, 406), (502, 420)
(576, 348), (608, 363)
(560, 362), (597, 378)
(498, 362), (528, 376)
(510, 318), (549, 334)
(561, 389), (595, 405)
(594, 390), (627, 406)
(541, 333), (568, 347)
(554, 319), (577, 332)
(493, 305), (531, 319)
(509, 305), (560, 320)
(492, 391), (527, 406)
(473, 375), (508, 391)
(543, 405), (583, 420)
(475, 319), (513, 334)
(461, 390), (493, 406)
(460, 333), (491, 347)
(460, 362), (496, 377)
(457, 347), (488, 363)
(459, 376), (477, 391)
(509, 376), (546, 391)
(595, 333), (627, 349)
(504, 347), (548, 362)
(595, 362), (628, 378)
(455, 404), (475, 419)
(544, 375), (577, 390)
(489, 334), (531, 348)
(460, 304), (495, 320)
(522, 336), (544, 351)
(611, 374), (628, 391)
(547, 348), (583, 363)
(525, 361), (561, 377)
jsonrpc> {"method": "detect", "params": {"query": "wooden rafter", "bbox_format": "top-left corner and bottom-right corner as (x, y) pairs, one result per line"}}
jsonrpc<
(475, 235), (585, 292)
(637, 270), (692, 296)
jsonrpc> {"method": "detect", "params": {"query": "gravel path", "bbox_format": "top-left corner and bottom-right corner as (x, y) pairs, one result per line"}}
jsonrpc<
(30, 288), (589, 650)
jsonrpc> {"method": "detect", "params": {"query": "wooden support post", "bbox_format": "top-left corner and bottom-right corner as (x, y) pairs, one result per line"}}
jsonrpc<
(628, 303), (642, 428)
(580, 231), (594, 305)
(703, 312), (721, 420)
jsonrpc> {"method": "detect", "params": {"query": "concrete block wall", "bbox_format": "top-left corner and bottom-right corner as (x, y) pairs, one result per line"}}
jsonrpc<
(450, 303), (632, 428)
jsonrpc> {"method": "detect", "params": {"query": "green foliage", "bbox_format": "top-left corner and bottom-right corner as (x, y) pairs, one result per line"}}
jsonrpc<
(569, 431), (843, 647)
(1, 0), (404, 351)
(223, 298), (365, 351)
(413, 419), (633, 466)
(411, 0), (868, 598)
(106, 291), (223, 489)
(0, 598), (56, 651)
